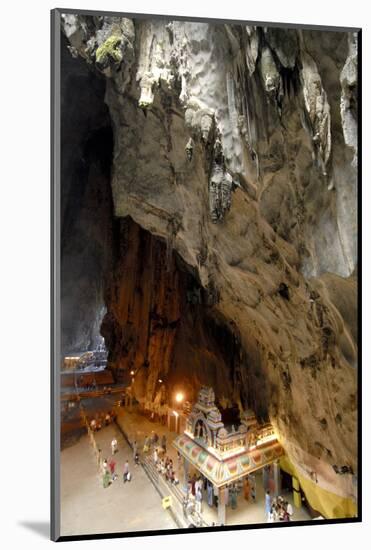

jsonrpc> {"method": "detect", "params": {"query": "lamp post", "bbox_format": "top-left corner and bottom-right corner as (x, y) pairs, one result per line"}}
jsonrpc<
(171, 391), (184, 433)
(173, 410), (179, 433)
(175, 392), (184, 405)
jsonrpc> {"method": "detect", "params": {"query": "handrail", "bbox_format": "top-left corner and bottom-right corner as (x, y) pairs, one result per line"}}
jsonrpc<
(142, 454), (210, 528)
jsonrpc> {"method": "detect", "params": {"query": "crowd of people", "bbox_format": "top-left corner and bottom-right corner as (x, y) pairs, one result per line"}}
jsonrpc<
(141, 431), (181, 486)
(78, 381), (97, 392)
(89, 410), (117, 432)
(89, 410), (297, 525)
(265, 491), (294, 522)
(100, 437), (135, 488)
(142, 431), (167, 454)
(186, 475), (205, 514)
(155, 454), (180, 485)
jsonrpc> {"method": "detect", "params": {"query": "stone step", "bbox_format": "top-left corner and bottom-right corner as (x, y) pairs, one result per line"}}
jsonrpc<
(142, 456), (210, 528)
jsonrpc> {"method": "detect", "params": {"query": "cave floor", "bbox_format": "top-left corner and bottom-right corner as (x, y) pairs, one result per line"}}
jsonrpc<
(115, 407), (312, 526)
(60, 422), (177, 536)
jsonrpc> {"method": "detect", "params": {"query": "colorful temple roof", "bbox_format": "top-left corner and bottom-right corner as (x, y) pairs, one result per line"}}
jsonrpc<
(173, 432), (284, 487)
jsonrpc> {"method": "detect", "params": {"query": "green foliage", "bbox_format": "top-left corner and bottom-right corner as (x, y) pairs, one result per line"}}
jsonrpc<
(95, 35), (123, 64)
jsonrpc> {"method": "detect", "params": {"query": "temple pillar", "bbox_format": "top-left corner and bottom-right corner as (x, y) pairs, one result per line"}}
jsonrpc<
(218, 486), (226, 525)
(262, 465), (269, 490)
(273, 461), (281, 497)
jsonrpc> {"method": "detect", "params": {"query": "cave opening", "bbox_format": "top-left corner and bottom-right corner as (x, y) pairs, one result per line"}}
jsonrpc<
(60, 32), (115, 358)
(60, 33), (252, 423)
(101, 216), (250, 412)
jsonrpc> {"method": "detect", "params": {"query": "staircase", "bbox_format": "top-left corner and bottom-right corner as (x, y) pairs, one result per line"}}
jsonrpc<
(114, 419), (210, 528)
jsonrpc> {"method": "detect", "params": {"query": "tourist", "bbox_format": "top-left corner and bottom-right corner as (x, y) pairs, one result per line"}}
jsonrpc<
(230, 484), (238, 510)
(103, 468), (111, 488)
(153, 448), (158, 464)
(165, 464), (171, 482)
(190, 474), (196, 496)
(111, 437), (118, 455)
(271, 501), (279, 522)
(250, 476), (256, 502)
(195, 486), (203, 514)
(105, 413), (111, 426)
(161, 434), (167, 453)
(195, 477), (201, 492)
(143, 436), (150, 453)
(243, 477), (250, 501)
(132, 440), (138, 460)
(277, 498), (286, 521)
(267, 506), (275, 522)
(135, 452), (140, 466)
(169, 470), (179, 485)
(287, 501), (293, 520)
(108, 458), (116, 480)
(123, 460), (130, 483)
(102, 458), (108, 474)
(206, 482), (213, 507)
(265, 490), (271, 519)
(283, 500), (291, 521)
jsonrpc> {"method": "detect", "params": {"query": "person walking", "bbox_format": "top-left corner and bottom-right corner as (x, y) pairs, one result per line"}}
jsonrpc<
(265, 490), (271, 520)
(161, 434), (167, 454)
(108, 457), (116, 480)
(103, 468), (111, 488)
(195, 486), (203, 514)
(243, 477), (250, 501)
(132, 440), (138, 460)
(191, 474), (196, 496)
(207, 482), (213, 507)
(102, 458), (108, 474)
(111, 437), (118, 455)
(123, 460), (130, 483)
(230, 484), (237, 510)
(251, 476), (256, 502)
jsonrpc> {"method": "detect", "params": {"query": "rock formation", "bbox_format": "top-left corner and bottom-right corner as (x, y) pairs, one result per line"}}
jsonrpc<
(61, 14), (358, 518)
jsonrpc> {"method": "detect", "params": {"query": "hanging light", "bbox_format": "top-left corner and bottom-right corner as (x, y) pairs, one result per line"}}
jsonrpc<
(175, 392), (184, 403)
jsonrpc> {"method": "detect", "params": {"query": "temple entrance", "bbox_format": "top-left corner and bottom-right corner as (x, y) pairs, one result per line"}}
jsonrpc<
(174, 386), (289, 526)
